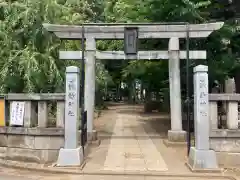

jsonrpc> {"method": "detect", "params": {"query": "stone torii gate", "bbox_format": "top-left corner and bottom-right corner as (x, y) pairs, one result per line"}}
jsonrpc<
(44, 22), (223, 143)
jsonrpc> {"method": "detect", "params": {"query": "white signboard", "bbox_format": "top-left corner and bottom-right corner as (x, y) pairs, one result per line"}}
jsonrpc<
(10, 101), (25, 126)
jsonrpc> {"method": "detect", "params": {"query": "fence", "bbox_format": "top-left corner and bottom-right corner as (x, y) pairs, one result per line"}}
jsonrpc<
(209, 93), (240, 166)
(4, 93), (65, 128)
(0, 93), (66, 163)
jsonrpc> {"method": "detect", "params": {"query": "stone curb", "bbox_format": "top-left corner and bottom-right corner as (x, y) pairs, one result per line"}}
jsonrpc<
(163, 139), (187, 147)
(185, 162), (223, 173)
(0, 159), (237, 180)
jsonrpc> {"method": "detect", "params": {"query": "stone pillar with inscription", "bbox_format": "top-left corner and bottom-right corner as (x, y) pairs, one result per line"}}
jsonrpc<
(57, 66), (84, 166)
(188, 65), (219, 170)
(167, 37), (186, 142)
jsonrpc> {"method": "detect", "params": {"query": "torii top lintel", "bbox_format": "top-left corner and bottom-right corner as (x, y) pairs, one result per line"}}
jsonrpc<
(43, 22), (224, 40)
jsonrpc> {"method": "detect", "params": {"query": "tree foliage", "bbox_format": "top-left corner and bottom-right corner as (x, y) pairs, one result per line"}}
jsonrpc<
(104, 0), (240, 94)
(0, 0), (112, 93)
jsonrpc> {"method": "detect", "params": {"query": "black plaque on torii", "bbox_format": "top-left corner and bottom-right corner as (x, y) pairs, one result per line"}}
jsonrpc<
(124, 27), (138, 55)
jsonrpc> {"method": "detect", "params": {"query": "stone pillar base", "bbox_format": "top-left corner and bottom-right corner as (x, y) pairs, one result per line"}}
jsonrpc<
(57, 147), (84, 166)
(78, 130), (98, 142)
(168, 130), (186, 142)
(187, 147), (220, 171)
(88, 130), (101, 146)
(163, 130), (186, 147)
(87, 130), (98, 141)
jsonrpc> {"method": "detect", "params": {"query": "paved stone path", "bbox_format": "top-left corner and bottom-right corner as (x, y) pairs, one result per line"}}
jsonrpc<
(103, 113), (168, 171)
(84, 104), (188, 173)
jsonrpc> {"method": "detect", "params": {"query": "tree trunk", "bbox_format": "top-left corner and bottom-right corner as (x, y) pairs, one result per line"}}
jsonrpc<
(234, 72), (240, 94)
(140, 81), (144, 101)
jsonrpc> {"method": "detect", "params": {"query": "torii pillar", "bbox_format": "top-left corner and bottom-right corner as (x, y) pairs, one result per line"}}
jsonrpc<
(168, 37), (186, 142)
(85, 37), (97, 141)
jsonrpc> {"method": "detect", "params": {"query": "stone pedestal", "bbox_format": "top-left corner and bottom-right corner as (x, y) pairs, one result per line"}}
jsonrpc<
(57, 147), (84, 166)
(188, 147), (218, 170)
(168, 130), (186, 142)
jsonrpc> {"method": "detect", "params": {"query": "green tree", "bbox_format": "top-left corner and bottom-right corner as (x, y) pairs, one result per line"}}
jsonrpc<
(103, 0), (240, 97)
(0, 0), (112, 95)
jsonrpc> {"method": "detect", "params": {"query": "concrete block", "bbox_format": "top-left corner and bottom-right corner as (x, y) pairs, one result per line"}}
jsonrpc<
(0, 147), (7, 159)
(188, 147), (218, 170)
(0, 135), (7, 147)
(57, 146), (84, 166)
(4, 147), (58, 163)
(216, 152), (240, 167)
(7, 127), (26, 134)
(23, 135), (35, 148)
(210, 129), (240, 138)
(8, 135), (22, 148)
(40, 149), (59, 163)
(27, 128), (64, 136)
(7, 135), (24, 148)
(87, 130), (97, 141)
(7, 135), (35, 148)
(168, 130), (186, 142)
(210, 138), (240, 153)
(6, 147), (41, 163)
(34, 136), (64, 150)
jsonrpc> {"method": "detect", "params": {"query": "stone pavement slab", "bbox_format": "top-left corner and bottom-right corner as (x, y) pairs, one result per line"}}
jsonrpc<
(103, 112), (168, 172)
